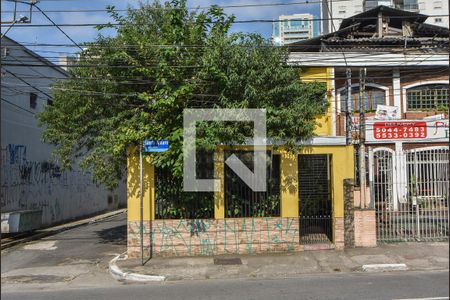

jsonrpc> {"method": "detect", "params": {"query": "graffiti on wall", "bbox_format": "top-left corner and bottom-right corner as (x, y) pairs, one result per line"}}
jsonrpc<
(1, 144), (104, 224)
(130, 217), (300, 257)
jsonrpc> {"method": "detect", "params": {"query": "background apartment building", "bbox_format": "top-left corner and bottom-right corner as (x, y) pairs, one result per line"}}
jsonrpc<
(321, 0), (449, 34)
(272, 13), (320, 46)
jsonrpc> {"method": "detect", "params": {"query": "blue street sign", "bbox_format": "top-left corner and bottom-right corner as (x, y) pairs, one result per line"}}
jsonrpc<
(143, 140), (169, 153)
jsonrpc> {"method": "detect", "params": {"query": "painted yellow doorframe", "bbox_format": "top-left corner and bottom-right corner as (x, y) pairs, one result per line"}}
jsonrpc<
(298, 145), (354, 219)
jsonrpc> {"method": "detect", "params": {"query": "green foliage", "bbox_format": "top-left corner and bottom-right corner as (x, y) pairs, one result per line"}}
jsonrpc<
(38, 0), (327, 188)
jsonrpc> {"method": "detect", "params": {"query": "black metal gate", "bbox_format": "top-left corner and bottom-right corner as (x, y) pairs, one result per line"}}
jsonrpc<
(298, 154), (333, 244)
(224, 151), (280, 218)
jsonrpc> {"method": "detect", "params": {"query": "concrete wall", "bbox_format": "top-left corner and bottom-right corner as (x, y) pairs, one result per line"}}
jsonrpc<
(1, 37), (126, 228)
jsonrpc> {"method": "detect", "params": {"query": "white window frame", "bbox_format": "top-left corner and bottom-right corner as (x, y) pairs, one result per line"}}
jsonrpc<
(402, 80), (449, 112)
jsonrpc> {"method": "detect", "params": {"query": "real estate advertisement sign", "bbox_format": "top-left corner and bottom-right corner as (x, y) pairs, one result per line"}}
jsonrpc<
(366, 119), (449, 144)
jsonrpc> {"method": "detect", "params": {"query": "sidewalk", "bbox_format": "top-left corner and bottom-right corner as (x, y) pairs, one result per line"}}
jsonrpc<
(1, 209), (127, 250)
(114, 242), (449, 281)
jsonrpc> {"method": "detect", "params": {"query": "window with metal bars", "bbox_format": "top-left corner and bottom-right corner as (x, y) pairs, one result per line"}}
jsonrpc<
(406, 84), (449, 111)
(224, 151), (280, 218)
(155, 151), (214, 219)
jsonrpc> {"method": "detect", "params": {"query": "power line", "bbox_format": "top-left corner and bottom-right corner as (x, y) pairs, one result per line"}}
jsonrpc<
(3, 69), (53, 99)
(2, 77), (447, 100)
(5, 43), (448, 53)
(1, 96), (36, 115)
(2, 14), (449, 28)
(6, 66), (447, 81)
(32, 4), (84, 51)
(2, 0), (323, 13)
(3, 48), (448, 68)
(3, 57), (446, 70)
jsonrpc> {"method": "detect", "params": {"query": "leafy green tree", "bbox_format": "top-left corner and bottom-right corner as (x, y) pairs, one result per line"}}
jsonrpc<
(39, 0), (327, 188)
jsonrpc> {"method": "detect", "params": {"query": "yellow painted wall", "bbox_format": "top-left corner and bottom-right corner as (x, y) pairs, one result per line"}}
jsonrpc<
(127, 147), (155, 222)
(300, 67), (334, 137)
(127, 145), (354, 221)
(280, 150), (299, 218)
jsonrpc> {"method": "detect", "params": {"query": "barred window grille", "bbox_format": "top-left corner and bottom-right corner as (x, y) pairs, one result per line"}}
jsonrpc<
(407, 84), (449, 111)
(155, 151), (214, 219)
(224, 151), (281, 218)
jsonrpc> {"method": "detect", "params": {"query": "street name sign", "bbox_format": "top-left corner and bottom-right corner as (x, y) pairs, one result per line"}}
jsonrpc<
(143, 140), (169, 152)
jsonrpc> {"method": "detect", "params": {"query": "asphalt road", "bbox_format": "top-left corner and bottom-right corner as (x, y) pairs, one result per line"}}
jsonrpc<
(1, 212), (127, 288)
(2, 270), (449, 300)
(1, 212), (448, 300)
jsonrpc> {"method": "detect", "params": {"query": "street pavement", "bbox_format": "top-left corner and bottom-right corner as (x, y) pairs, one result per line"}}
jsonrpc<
(1, 212), (127, 289)
(2, 271), (449, 300)
(1, 212), (449, 300)
(117, 242), (449, 281)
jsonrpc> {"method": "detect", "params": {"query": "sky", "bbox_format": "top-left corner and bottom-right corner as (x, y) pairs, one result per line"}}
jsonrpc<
(1, 0), (320, 59)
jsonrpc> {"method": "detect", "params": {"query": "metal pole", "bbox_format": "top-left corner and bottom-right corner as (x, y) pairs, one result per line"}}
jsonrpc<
(1, 19), (18, 39)
(359, 68), (367, 208)
(139, 143), (144, 266)
(345, 68), (352, 145)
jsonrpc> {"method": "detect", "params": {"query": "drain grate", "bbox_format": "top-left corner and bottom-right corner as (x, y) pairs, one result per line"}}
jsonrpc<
(213, 258), (242, 265)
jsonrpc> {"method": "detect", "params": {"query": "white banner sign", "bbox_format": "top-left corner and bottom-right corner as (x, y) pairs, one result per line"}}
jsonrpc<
(366, 119), (449, 144)
(375, 105), (400, 120)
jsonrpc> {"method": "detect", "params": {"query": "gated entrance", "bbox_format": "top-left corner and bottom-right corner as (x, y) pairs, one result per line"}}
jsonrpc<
(372, 147), (449, 242)
(298, 154), (333, 244)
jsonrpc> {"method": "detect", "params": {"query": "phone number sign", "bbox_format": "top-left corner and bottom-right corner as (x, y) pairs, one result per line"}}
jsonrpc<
(373, 121), (427, 140)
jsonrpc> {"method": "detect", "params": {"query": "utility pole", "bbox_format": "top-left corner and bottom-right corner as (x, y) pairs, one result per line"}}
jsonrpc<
(345, 68), (352, 145)
(1, 0), (36, 38)
(359, 68), (367, 208)
(0, 0), (36, 25)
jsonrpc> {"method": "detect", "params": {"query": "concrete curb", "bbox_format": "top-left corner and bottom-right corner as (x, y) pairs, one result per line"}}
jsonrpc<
(1, 209), (127, 250)
(362, 263), (409, 272)
(109, 253), (166, 282)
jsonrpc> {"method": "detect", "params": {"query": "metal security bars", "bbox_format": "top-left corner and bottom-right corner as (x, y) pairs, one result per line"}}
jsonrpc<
(155, 152), (214, 219)
(224, 151), (280, 218)
(373, 147), (449, 242)
(406, 84), (449, 111)
(298, 154), (333, 245)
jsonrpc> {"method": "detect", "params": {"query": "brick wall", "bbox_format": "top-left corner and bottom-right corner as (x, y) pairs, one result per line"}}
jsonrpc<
(333, 217), (345, 250)
(354, 210), (377, 247)
(128, 217), (302, 258)
(342, 179), (377, 248)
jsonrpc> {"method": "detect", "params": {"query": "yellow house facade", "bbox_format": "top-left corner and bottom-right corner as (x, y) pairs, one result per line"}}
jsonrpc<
(126, 67), (355, 258)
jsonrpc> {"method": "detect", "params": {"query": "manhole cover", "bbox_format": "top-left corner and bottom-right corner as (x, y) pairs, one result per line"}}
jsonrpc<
(213, 258), (242, 265)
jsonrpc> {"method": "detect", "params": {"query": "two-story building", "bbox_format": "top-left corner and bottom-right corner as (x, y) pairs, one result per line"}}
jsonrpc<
(289, 5), (449, 243)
